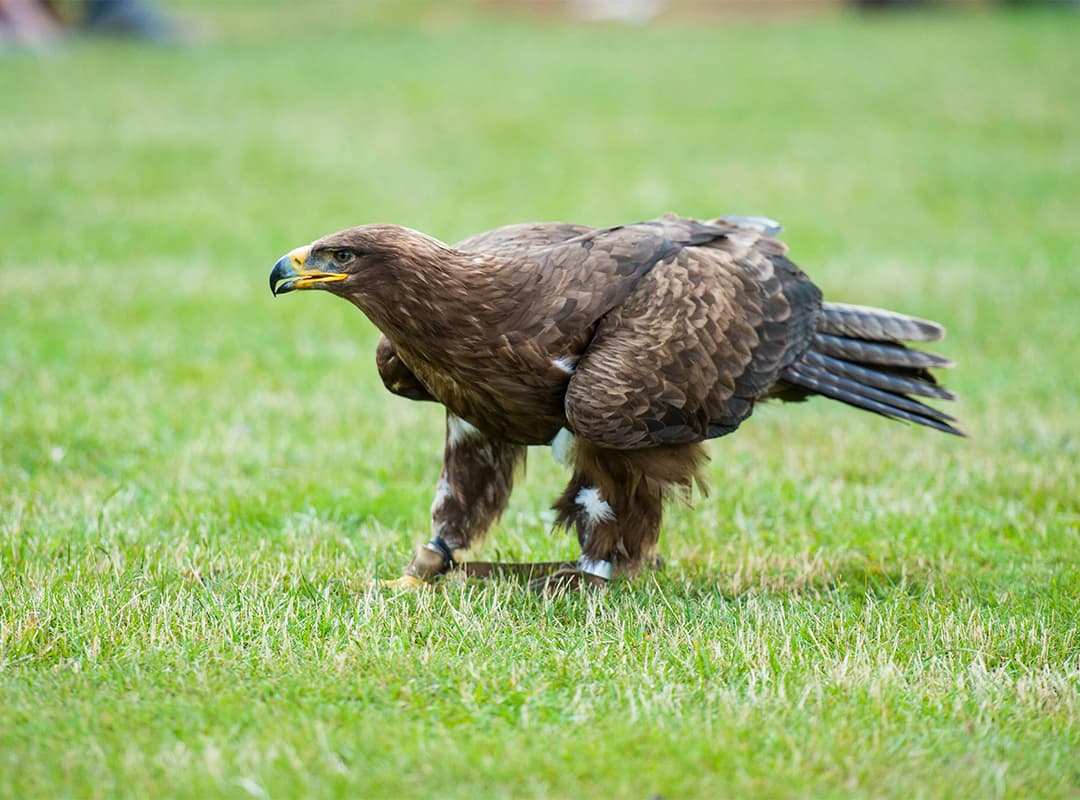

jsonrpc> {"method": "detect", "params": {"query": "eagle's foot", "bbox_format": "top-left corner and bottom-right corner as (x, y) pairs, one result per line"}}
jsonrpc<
(376, 574), (429, 591)
(404, 536), (456, 580)
(366, 537), (455, 591)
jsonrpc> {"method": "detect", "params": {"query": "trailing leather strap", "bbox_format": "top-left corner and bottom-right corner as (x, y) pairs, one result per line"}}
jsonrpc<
(405, 536), (613, 585)
(459, 560), (576, 581)
(461, 557), (613, 583)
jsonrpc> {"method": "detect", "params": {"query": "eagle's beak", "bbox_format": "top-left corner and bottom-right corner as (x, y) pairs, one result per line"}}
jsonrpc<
(269, 245), (348, 296)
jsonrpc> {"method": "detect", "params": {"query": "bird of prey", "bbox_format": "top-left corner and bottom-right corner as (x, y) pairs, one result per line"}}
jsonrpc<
(269, 214), (960, 591)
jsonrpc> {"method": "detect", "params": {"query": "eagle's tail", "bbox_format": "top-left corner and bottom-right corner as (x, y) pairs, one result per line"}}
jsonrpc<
(778, 302), (964, 436)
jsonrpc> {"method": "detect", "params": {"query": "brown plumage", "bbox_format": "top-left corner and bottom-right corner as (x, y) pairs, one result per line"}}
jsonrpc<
(269, 214), (962, 589)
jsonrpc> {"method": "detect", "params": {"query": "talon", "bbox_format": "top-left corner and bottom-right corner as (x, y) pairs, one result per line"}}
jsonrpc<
(376, 574), (429, 591)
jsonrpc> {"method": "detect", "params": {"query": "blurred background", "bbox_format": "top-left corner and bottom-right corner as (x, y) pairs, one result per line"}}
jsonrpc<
(2, 2), (1079, 795)
(2, 0), (1079, 43)
(3, 0), (1078, 530)
(3, 0), (1078, 531)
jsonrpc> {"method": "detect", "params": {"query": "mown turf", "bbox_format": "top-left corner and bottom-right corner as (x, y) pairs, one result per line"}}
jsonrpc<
(1, 4), (1078, 798)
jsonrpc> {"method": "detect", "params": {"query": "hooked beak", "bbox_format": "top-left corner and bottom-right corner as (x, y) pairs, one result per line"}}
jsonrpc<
(269, 245), (348, 296)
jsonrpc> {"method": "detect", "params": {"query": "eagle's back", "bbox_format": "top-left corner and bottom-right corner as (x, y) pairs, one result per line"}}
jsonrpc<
(377, 215), (825, 447)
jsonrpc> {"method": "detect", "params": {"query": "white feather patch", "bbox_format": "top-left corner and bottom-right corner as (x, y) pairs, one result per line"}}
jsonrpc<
(447, 415), (481, 448)
(575, 487), (615, 527)
(552, 356), (578, 375)
(550, 428), (575, 467)
(720, 214), (783, 235)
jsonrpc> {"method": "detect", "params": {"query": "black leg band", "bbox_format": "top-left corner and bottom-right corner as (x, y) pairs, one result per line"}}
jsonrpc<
(425, 535), (457, 570)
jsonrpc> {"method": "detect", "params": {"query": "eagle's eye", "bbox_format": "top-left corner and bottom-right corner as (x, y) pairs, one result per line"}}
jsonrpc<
(332, 249), (354, 266)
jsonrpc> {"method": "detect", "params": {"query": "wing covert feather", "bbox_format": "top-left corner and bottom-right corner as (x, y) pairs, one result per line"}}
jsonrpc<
(565, 230), (822, 448)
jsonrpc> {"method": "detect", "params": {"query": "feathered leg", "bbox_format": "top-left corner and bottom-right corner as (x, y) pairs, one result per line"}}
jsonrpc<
(543, 439), (707, 592)
(387, 414), (524, 587)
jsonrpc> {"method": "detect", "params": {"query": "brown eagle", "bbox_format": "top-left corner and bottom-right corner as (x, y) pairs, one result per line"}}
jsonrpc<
(269, 214), (960, 590)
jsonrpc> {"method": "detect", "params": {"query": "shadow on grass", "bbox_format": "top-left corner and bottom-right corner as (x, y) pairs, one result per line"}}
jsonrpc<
(401, 550), (941, 611)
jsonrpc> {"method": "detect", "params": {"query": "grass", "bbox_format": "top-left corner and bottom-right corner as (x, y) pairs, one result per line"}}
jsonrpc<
(2, 3), (1079, 798)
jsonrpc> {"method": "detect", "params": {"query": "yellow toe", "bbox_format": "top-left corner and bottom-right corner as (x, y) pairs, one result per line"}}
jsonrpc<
(377, 574), (428, 591)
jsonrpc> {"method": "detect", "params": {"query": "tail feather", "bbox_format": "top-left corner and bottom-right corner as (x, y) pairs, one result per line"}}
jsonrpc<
(779, 302), (963, 436)
(800, 350), (957, 401)
(784, 363), (958, 427)
(813, 333), (955, 369)
(782, 365), (963, 436)
(819, 302), (944, 342)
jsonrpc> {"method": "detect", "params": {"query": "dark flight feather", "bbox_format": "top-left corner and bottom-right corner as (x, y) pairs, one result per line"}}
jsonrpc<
(818, 302), (944, 342)
(800, 350), (956, 401)
(781, 364), (963, 436)
(783, 362), (958, 425)
(812, 333), (955, 369)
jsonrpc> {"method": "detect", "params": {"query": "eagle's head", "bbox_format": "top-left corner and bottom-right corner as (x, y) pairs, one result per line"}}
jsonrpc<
(269, 224), (451, 298)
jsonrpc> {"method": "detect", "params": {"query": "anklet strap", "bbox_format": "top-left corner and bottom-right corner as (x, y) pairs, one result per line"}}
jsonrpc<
(425, 535), (457, 570)
(576, 557), (612, 581)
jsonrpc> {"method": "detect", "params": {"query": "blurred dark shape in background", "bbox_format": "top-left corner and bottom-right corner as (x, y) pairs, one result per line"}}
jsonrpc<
(549, 0), (1080, 18)
(852, 0), (1078, 8)
(0, 0), (170, 45)
(83, 0), (170, 38)
(0, 0), (58, 44)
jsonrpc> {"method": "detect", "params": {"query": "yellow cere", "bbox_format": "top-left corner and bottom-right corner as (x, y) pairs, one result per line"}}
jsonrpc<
(288, 245), (311, 268)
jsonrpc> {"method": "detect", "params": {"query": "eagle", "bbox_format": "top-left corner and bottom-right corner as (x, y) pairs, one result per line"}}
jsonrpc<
(269, 214), (960, 591)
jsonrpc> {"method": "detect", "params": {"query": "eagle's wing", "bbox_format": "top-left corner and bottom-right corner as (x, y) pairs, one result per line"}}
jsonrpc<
(376, 335), (436, 401)
(564, 223), (823, 449)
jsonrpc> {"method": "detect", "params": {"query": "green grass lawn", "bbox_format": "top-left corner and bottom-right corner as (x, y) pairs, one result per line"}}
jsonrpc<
(2, 4), (1079, 797)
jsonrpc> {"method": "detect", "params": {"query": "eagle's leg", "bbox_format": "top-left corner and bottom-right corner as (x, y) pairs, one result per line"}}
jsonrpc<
(543, 440), (706, 592)
(397, 414), (525, 584)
